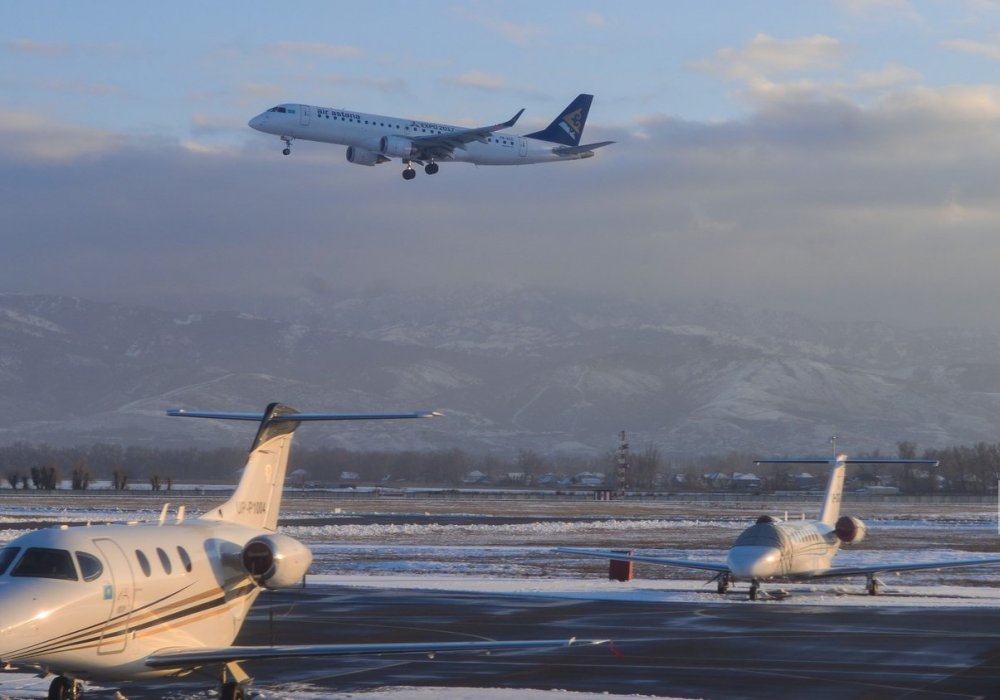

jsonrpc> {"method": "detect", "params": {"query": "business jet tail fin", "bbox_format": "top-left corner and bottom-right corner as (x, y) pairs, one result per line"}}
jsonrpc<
(168, 404), (438, 530)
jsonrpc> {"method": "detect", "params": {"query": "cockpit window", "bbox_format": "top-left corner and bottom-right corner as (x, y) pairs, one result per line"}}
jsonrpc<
(76, 552), (103, 581)
(268, 106), (292, 114)
(11, 547), (78, 581)
(0, 547), (20, 575)
(734, 523), (787, 548)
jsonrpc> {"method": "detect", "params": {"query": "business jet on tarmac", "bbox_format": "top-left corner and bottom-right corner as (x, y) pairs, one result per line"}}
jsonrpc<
(560, 453), (1000, 600)
(248, 93), (613, 179)
(0, 404), (604, 700)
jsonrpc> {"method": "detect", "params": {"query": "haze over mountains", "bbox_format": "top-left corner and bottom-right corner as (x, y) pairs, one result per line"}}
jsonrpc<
(2, 288), (999, 458)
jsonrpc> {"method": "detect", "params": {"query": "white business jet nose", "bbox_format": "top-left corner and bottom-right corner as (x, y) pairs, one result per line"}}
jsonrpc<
(727, 545), (783, 580)
(0, 580), (52, 657)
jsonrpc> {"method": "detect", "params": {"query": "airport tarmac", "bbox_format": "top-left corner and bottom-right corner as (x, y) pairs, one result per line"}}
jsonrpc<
(60, 583), (1000, 700)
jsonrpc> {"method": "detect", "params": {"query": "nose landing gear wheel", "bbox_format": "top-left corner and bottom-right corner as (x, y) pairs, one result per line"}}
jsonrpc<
(280, 136), (293, 156)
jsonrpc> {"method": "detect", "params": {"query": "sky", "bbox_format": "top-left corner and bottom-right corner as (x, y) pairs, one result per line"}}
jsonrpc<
(4, 0), (1000, 329)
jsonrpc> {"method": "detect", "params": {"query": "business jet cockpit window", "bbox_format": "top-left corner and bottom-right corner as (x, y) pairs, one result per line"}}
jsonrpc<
(76, 551), (104, 581)
(11, 547), (79, 581)
(0, 547), (20, 575)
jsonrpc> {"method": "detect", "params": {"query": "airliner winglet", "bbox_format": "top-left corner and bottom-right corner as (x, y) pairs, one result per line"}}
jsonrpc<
(0, 403), (601, 700)
(248, 94), (610, 180)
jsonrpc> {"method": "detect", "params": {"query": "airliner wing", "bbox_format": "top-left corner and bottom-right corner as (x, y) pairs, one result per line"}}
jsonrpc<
(806, 556), (1000, 580)
(556, 547), (731, 574)
(410, 109), (524, 159)
(145, 637), (606, 669)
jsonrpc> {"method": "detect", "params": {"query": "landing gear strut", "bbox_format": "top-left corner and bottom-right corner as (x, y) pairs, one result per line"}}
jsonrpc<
(866, 573), (881, 596)
(749, 579), (760, 601)
(280, 135), (293, 156)
(219, 661), (249, 700)
(48, 676), (81, 700)
(716, 573), (731, 594)
(221, 681), (245, 700)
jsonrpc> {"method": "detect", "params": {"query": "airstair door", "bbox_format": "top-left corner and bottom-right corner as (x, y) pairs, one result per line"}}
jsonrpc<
(93, 538), (135, 655)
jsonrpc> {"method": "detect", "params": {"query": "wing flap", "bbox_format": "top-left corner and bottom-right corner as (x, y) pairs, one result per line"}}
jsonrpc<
(806, 556), (1000, 580)
(146, 638), (606, 669)
(556, 547), (731, 574)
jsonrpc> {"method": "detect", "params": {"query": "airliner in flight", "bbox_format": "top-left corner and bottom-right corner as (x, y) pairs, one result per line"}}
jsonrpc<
(248, 94), (613, 179)
(0, 404), (603, 700)
(560, 453), (1000, 600)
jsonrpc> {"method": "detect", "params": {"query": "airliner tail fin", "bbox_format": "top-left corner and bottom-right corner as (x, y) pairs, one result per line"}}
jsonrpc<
(525, 94), (595, 147)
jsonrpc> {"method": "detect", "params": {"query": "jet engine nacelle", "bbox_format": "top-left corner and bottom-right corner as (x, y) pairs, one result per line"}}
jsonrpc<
(346, 146), (387, 166)
(240, 533), (313, 589)
(380, 135), (418, 158)
(834, 515), (867, 544)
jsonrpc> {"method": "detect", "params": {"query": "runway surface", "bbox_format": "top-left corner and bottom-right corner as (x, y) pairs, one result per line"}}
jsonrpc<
(55, 583), (1000, 700)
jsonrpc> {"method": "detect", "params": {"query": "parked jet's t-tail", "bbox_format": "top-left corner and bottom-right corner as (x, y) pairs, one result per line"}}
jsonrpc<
(248, 94), (613, 179)
(559, 453), (1000, 600)
(0, 404), (604, 700)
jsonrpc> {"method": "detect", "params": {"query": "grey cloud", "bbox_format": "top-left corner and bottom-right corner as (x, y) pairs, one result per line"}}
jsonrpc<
(3, 87), (1000, 330)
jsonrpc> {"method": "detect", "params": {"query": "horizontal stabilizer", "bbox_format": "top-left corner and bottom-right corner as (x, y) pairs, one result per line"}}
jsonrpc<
(168, 409), (441, 422)
(554, 141), (614, 156)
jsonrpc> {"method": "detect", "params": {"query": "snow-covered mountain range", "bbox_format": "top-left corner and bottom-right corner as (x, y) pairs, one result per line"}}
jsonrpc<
(2, 289), (999, 457)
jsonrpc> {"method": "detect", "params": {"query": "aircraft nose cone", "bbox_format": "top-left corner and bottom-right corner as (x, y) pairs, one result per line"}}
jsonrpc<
(727, 546), (783, 579)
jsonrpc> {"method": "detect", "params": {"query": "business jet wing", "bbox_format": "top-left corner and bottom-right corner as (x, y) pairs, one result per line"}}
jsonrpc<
(556, 547), (731, 574)
(409, 109), (524, 160)
(145, 637), (606, 669)
(804, 555), (1000, 580)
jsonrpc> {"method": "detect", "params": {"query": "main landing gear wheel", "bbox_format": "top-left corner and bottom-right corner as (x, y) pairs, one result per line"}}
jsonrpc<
(749, 580), (760, 601)
(716, 574), (730, 594)
(221, 680), (245, 700)
(402, 168), (416, 180)
(48, 676), (81, 700)
(425, 162), (439, 175)
(867, 574), (881, 596)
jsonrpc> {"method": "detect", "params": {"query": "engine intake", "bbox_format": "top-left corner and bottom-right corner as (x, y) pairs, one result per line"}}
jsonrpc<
(834, 516), (867, 544)
(240, 533), (312, 589)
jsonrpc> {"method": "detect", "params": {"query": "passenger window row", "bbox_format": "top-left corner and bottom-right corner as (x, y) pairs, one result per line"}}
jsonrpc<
(134, 546), (193, 577)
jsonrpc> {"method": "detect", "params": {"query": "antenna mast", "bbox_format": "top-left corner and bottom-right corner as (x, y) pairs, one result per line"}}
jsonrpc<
(616, 430), (630, 498)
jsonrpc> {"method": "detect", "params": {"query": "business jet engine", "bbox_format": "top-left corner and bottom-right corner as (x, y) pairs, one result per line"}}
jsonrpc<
(834, 516), (867, 544)
(380, 135), (418, 159)
(346, 146), (389, 166)
(241, 533), (313, 589)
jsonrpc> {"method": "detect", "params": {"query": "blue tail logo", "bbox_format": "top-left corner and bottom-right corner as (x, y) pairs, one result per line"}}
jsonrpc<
(526, 94), (594, 147)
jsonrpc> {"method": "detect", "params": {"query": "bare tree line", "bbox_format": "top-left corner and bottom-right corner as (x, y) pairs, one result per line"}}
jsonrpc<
(0, 440), (997, 494)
